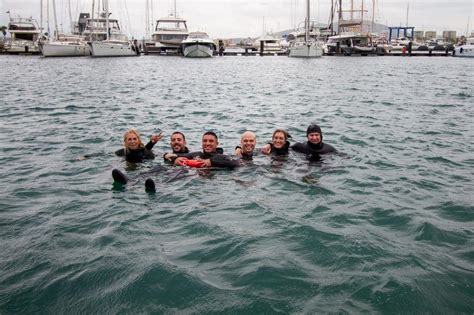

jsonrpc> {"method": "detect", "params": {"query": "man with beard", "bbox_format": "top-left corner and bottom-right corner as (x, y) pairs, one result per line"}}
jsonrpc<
(173, 131), (239, 168)
(163, 131), (190, 162)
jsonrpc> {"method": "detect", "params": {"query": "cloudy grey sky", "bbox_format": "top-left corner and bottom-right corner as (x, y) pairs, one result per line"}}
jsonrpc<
(1, 0), (473, 38)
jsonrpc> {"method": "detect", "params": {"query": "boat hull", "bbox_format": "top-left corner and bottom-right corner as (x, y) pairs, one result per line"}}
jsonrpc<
(289, 43), (323, 58)
(4, 40), (40, 54)
(183, 44), (213, 58)
(453, 45), (474, 57)
(90, 41), (138, 57)
(41, 42), (90, 57)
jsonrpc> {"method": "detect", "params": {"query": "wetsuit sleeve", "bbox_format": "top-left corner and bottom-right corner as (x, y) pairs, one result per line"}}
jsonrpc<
(115, 148), (125, 157)
(145, 141), (155, 150)
(291, 142), (307, 153)
(320, 143), (337, 154)
(210, 154), (241, 169)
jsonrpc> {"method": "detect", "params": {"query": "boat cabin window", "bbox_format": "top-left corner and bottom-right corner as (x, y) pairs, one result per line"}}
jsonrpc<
(156, 34), (187, 41)
(156, 21), (187, 31)
(14, 33), (36, 41)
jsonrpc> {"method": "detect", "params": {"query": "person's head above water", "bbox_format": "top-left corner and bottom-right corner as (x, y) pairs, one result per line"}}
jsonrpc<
(306, 124), (322, 145)
(202, 131), (219, 154)
(123, 128), (144, 151)
(170, 131), (187, 153)
(240, 131), (257, 155)
(272, 129), (290, 149)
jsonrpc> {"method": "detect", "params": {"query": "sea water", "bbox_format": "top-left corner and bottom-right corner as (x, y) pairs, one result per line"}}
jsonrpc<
(0, 54), (473, 313)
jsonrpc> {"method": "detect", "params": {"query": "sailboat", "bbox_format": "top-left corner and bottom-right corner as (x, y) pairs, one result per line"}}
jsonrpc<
(289, 0), (323, 57)
(89, 0), (139, 57)
(40, 0), (90, 57)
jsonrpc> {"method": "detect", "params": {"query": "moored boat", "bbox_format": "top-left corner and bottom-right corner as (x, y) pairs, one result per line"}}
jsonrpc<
(146, 15), (189, 54)
(453, 37), (474, 57)
(4, 16), (41, 54)
(181, 32), (215, 58)
(288, 0), (323, 58)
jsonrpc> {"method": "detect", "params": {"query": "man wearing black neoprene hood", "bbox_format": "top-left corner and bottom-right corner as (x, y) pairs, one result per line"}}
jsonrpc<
(291, 124), (337, 157)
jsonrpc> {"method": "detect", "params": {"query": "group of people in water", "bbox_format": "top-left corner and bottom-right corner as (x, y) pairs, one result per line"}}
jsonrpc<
(112, 124), (337, 192)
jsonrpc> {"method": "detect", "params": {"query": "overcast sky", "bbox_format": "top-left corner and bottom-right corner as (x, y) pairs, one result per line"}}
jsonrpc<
(1, 0), (473, 38)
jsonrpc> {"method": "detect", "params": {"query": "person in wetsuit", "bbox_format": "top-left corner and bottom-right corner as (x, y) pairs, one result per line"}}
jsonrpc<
(261, 129), (291, 156)
(115, 128), (162, 163)
(234, 131), (257, 160)
(173, 131), (240, 168)
(163, 131), (190, 162)
(141, 131), (240, 192)
(291, 124), (337, 158)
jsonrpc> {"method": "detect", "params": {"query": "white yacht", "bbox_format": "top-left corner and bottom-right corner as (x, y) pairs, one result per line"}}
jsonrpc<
(87, 7), (138, 57)
(288, 0), (323, 58)
(146, 15), (189, 54)
(181, 32), (215, 57)
(252, 33), (284, 53)
(453, 37), (474, 57)
(4, 16), (41, 54)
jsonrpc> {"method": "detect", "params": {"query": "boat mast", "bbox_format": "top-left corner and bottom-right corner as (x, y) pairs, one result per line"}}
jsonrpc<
(40, 0), (43, 34)
(371, 0), (375, 33)
(174, 0), (177, 17)
(91, 0), (95, 40)
(338, 0), (342, 34)
(47, 0), (50, 37)
(105, 0), (109, 41)
(466, 16), (470, 36)
(145, 0), (149, 37)
(68, 0), (73, 34)
(52, 0), (59, 39)
(305, 0), (310, 42)
(361, 0), (364, 33)
(405, 2), (409, 27)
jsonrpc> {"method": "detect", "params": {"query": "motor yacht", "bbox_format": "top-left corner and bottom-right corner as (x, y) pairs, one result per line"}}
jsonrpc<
(181, 32), (215, 57)
(453, 37), (474, 57)
(146, 15), (189, 54)
(4, 16), (41, 54)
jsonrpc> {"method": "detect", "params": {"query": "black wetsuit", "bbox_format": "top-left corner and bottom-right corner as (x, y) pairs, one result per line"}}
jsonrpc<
(163, 147), (190, 162)
(177, 150), (240, 168)
(235, 146), (258, 161)
(291, 141), (336, 159)
(115, 141), (156, 163)
(270, 141), (291, 156)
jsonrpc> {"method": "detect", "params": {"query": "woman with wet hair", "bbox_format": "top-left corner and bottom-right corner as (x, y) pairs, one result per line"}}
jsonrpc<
(262, 129), (291, 156)
(115, 128), (162, 163)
